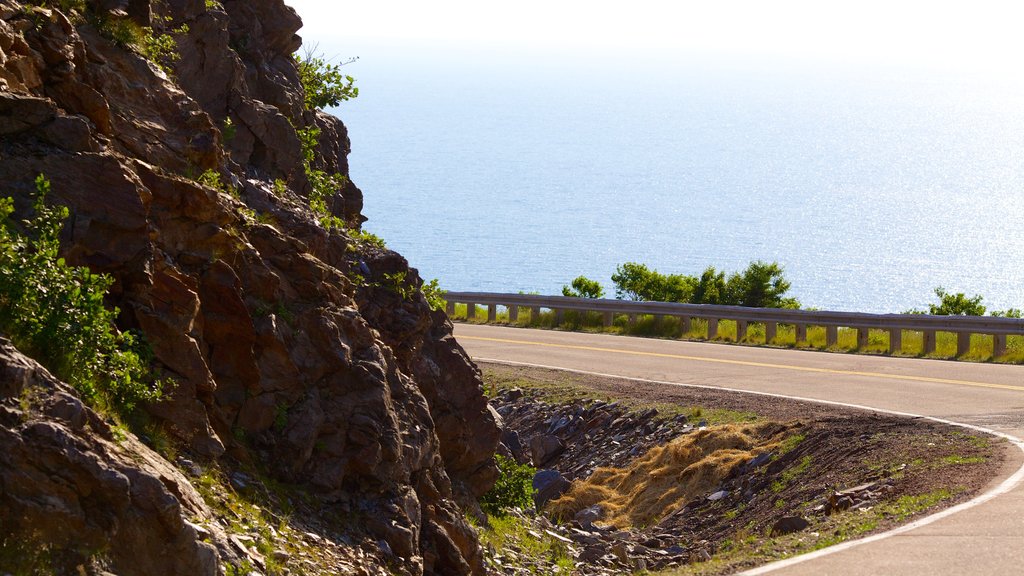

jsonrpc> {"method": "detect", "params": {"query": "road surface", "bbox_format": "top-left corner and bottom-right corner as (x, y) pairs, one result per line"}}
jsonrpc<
(454, 323), (1024, 575)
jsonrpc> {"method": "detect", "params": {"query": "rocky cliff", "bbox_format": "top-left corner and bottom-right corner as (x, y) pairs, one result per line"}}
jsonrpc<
(0, 1), (499, 574)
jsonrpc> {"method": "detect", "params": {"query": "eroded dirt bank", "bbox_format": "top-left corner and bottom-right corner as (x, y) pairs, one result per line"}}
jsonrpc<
(480, 362), (1009, 575)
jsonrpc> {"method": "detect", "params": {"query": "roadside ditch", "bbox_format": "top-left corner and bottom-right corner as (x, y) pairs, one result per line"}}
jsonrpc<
(478, 362), (1009, 575)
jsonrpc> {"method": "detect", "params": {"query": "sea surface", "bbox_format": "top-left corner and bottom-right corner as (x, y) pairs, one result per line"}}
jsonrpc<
(326, 46), (1024, 313)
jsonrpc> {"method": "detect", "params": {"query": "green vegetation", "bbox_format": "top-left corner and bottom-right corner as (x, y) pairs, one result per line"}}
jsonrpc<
(610, 260), (799, 308)
(480, 454), (537, 516)
(348, 227), (386, 249)
(295, 125), (349, 230)
(295, 50), (359, 110)
(0, 176), (163, 416)
(476, 513), (574, 575)
(140, 20), (189, 74)
(32, 0), (85, 14)
(937, 455), (987, 466)
(906, 286), (1021, 318)
(771, 455), (812, 493)
(422, 278), (446, 312)
(561, 275), (604, 299)
(197, 169), (236, 197)
(0, 530), (55, 576)
(86, 9), (189, 75)
(775, 433), (805, 456)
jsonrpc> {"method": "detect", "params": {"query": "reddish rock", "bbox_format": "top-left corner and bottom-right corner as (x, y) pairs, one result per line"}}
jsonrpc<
(0, 0), (499, 574)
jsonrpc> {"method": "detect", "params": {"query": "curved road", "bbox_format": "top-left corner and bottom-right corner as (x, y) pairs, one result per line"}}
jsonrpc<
(454, 323), (1024, 575)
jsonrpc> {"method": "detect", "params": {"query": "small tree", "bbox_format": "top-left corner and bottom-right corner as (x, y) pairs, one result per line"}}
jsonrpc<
(692, 266), (727, 305)
(611, 262), (694, 302)
(295, 48), (358, 110)
(562, 275), (604, 299)
(927, 287), (986, 316)
(724, 261), (797, 308)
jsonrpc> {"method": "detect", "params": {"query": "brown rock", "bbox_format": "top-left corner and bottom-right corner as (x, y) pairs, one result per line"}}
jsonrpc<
(530, 434), (566, 466)
(771, 515), (811, 536)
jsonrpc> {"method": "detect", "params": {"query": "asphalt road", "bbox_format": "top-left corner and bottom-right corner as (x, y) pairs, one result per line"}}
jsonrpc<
(454, 323), (1024, 575)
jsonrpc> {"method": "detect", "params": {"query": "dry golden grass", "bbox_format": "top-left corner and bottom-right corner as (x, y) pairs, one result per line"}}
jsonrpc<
(547, 422), (796, 529)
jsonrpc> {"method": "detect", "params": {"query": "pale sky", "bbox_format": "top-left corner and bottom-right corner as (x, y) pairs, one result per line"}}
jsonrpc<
(286, 0), (1024, 76)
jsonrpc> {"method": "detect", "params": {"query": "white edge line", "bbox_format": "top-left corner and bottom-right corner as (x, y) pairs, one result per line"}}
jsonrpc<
(473, 357), (1024, 575)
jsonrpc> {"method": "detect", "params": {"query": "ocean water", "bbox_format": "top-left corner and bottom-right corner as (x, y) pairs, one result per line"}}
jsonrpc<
(328, 47), (1024, 313)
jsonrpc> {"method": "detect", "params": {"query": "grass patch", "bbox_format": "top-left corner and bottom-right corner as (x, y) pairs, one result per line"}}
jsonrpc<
(475, 513), (575, 575)
(771, 455), (813, 493)
(937, 455), (987, 466)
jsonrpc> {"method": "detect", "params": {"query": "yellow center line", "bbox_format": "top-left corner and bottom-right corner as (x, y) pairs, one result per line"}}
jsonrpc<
(460, 335), (1024, 393)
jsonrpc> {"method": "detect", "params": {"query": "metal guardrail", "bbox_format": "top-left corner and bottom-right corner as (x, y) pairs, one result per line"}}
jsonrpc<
(444, 292), (1024, 357)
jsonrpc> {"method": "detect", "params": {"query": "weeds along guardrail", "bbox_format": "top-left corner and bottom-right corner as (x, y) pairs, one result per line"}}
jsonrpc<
(444, 292), (1024, 359)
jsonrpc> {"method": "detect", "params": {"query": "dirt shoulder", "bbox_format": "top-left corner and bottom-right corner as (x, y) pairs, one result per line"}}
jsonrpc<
(480, 361), (1012, 575)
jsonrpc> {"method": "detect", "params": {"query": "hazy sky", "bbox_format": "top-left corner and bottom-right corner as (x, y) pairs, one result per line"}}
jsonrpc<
(287, 0), (1024, 76)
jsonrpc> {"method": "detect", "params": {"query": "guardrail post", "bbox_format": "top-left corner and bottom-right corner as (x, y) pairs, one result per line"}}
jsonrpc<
(736, 320), (748, 342)
(826, 325), (838, 347)
(508, 305), (519, 323)
(555, 309), (564, 326)
(531, 306), (541, 323)
(628, 314), (637, 325)
(795, 324), (807, 344)
(956, 332), (970, 357)
(857, 328), (869, 350)
(445, 300), (455, 316)
(889, 328), (902, 354)
(679, 316), (692, 335)
(466, 303), (476, 320)
(707, 318), (719, 339)
(603, 311), (614, 327)
(765, 321), (777, 344)
(923, 330), (936, 354)
(487, 304), (497, 323)
(994, 334), (1007, 358)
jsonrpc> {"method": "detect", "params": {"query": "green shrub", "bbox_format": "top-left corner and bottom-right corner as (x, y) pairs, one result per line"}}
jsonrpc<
(422, 278), (446, 312)
(562, 275), (604, 299)
(295, 50), (359, 110)
(140, 23), (189, 75)
(296, 125), (348, 229)
(92, 12), (188, 75)
(927, 287), (986, 316)
(611, 262), (695, 302)
(0, 176), (163, 414)
(610, 260), (798, 308)
(481, 454), (536, 516)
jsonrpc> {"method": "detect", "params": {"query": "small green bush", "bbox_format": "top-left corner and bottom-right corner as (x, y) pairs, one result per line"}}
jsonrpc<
(296, 125), (348, 229)
(610, 260), (799, 308)
(481, 454), (536, 516)
(927, 287), (986, 316)
(295, 51), (359, 110)
(0, 176), (163, 414)
(562, 275), (604, 299)
(422, 278), (446, 312)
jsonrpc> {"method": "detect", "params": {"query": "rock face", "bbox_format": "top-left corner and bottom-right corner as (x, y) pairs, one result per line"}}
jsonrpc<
(0, 1), (498, 574)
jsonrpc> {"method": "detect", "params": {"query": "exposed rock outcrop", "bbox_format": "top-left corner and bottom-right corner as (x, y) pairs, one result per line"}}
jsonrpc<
(0, 1), (499, 574)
